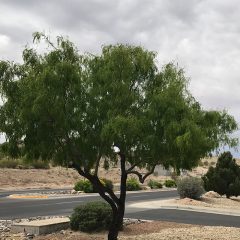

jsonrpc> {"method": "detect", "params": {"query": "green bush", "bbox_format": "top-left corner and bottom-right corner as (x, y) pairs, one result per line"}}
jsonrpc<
(164, 179), (177, 188)
(202, 152), (240, 198)
(148, 179), (163, 189)
(70, 201), (112, 232)
(177, 177), (205, 199)
(74, 178), (114, 193)
(126, 178), (141, 191)
(74, 180), (94, 193)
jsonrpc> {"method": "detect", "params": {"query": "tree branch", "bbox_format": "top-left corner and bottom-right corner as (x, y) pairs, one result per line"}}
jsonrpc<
(126, 162), (139, 172)
(71, 160), (120, 205)
(127, 164), (156, 183)
(71, 161), (119, 210)
(94, 154), (101, 176)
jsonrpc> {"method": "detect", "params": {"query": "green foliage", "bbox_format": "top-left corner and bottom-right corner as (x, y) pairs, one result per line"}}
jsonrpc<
(126, 178), (142, 191)
(202, 152), (240, 198)
(148, 179), (163, 189)
(70, 201), (112, 232)
(177, 177), (205, 199)
(164, 179), (177, 188)
(74, 180), (94, 193)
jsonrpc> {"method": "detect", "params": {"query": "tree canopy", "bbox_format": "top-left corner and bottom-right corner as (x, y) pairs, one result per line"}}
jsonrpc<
(0, 33), (238, 239)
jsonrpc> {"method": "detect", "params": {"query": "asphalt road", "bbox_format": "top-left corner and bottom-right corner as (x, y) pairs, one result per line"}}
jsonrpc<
(0, 190), (177, 219)
(0, 189), (240, 228)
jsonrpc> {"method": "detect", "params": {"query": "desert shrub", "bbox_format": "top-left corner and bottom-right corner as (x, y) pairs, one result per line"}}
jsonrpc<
(198, 161), (203, 167)
(126, 178), (141, 191)
(202, 152), (240, 198)
(203, 161), (209, 166)
(31, 160), (50, 169)
(74, 178), (113, 193)
(70, 201), (112, 232)
(74, 180), (94, 193)
(164, 179), (177, 188)
(0, 158), (19, 168)
(148, 179), (163, 189)
(177, 177), (205, 199)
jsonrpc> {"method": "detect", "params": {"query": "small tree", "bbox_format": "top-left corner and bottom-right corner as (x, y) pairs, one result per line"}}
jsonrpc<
(202, 152), (240, 198)
(0, 33), (238, 240)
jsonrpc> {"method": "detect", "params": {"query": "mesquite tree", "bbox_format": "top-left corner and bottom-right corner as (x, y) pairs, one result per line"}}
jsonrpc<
(0, 33), (238, 240)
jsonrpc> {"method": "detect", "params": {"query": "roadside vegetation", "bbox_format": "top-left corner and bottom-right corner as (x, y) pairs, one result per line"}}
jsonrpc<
(177, 177), (205, 200)
(148, 179), (163, 189)
(74, 178), (114, 193)
(70, 201), (112, 232)
(0, 156), (50, 169)
(164, 179), (177, 188)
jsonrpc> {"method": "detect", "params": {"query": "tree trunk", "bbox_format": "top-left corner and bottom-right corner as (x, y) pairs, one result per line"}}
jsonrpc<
(108, 153), (127, 240)
(108, 203), (125, 240)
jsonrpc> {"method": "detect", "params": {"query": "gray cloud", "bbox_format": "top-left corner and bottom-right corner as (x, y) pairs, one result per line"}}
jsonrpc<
(0, 0), (240, 154)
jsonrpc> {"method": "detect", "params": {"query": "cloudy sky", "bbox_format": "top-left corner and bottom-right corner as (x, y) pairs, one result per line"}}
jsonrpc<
(0, 0), (240, 155)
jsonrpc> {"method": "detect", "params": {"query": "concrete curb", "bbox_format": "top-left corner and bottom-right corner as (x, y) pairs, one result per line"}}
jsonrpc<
(11, 217), (70, 235)
(8, 195), (49, 199)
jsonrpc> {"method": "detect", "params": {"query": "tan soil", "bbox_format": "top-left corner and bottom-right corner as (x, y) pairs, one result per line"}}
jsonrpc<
(0, 166), (169, 190)
(0, 167), (80, 190)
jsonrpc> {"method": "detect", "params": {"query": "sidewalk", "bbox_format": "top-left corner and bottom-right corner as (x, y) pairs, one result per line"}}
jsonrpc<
(128, 199), (240, 217)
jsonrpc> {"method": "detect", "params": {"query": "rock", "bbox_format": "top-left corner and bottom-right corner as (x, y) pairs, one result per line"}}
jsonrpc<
(203, 191), (221, 198)
(26, 233), (35, 239)
(71, 190), (77, 194)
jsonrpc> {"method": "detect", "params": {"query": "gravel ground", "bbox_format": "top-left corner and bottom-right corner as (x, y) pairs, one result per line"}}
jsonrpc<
(2, 219), (239, 240)
(120, 226), (240, 240)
